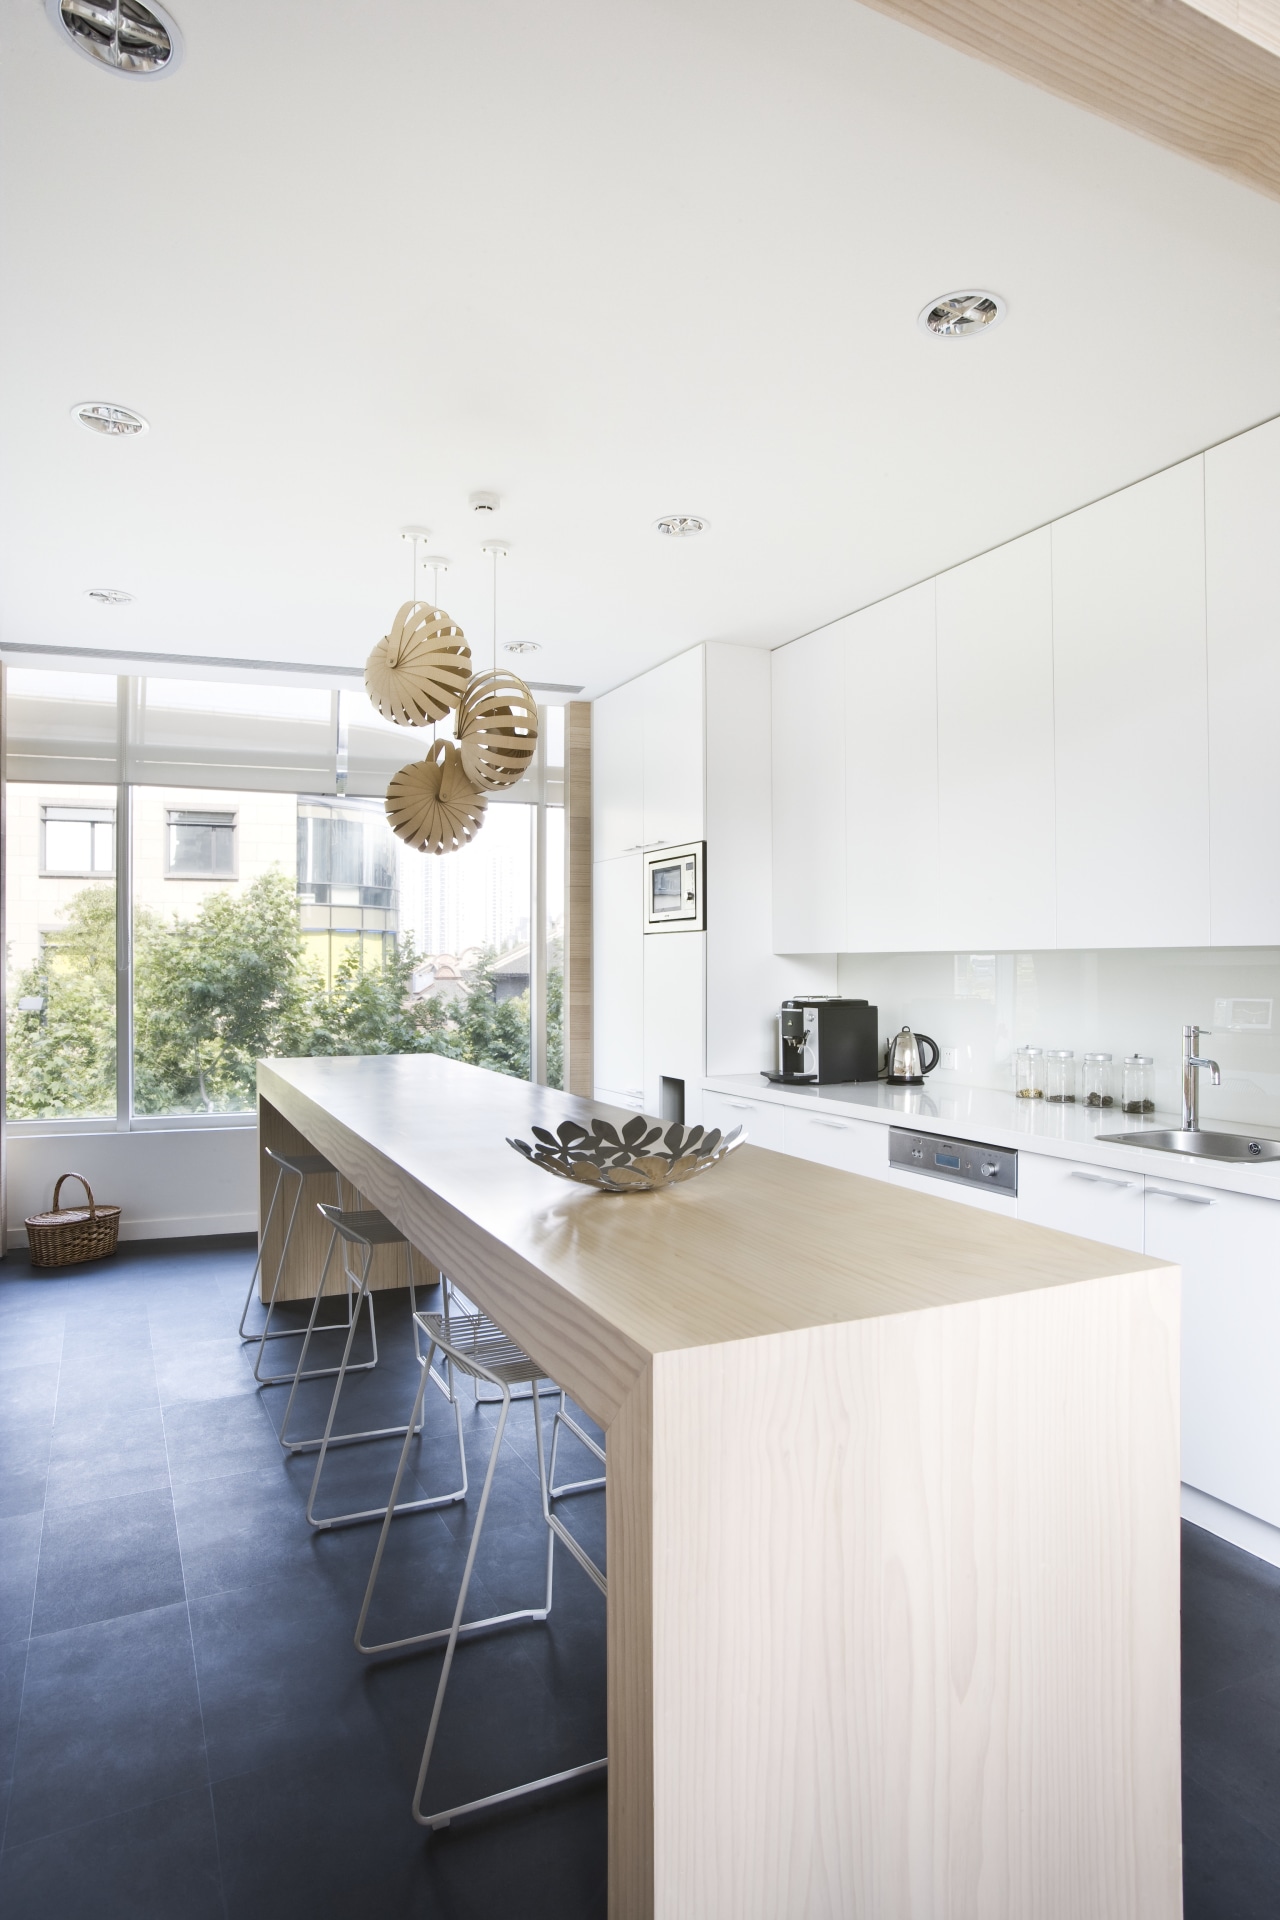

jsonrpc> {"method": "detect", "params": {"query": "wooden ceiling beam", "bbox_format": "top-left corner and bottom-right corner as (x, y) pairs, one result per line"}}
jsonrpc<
(854, 0), (1280, 201)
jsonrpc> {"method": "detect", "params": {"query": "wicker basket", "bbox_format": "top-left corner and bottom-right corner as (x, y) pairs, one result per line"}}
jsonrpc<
(25, 1173), (121, 1269)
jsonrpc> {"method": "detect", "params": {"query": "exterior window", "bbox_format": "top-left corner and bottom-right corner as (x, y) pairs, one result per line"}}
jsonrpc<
(166, 810), (236, 876)
(41, 804), (114, 876)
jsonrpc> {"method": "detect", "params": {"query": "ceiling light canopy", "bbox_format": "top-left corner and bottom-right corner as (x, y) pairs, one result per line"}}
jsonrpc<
(655, 515), (708, 537)
(72, 401), (148, 437)
(503, 641), (541, 655)
(85, 587), (134, 604)
(46, 0), (182, 77)
(918, 291), (1006, 338)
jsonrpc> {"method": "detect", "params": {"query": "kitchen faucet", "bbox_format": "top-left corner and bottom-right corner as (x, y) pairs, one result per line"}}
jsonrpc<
(1181, 1025), (1221, 1132)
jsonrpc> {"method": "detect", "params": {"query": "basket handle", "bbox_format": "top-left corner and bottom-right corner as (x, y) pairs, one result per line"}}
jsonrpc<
(51, 1173), (96, 1221)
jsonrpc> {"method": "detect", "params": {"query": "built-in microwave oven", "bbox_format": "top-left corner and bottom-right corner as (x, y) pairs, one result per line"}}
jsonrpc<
(643, 841), (705, 933)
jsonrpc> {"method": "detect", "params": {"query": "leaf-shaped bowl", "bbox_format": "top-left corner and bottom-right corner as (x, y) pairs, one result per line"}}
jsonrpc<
(507, 1115), (744, 1192)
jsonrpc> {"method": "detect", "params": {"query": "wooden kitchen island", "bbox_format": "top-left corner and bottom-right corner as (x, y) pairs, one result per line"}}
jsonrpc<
(257, 1054), (1182, 1920)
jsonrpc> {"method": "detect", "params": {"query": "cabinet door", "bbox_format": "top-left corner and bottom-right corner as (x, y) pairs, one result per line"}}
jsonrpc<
(781, 1107), (886, 1176)
(592, 683), (644, 861)
(593, 856), (644, 1104)
(771, 628), (845, 953)
(1145, 1176), (1280, 1526)
(642, 649), (704, 851)
(1016, 1152), (1144, 1252)
(642, 931), (705, 1124)
(936, 531), (1056, 949)
(702, 1089), (786, 1153)
(843, 582), (938, 952)
(1052, 458), (1209, 946)
(1205, 417), (1280, 942)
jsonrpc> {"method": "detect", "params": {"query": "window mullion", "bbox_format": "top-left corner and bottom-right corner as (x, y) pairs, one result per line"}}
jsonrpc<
(115, 676), (134, 1128)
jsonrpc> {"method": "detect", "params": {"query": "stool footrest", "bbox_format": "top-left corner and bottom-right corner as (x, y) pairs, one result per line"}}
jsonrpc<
(419, 1757), (608, 1832)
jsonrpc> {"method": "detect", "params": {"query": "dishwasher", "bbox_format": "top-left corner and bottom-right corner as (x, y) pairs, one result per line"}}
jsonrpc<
(886, 1127), (1018, 1217)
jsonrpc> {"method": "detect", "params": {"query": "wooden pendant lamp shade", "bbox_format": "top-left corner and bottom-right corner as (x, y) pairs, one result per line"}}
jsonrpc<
(365, 601), (472, 727)
(456, 668), (539, 791)
(385, 739), (488, 855)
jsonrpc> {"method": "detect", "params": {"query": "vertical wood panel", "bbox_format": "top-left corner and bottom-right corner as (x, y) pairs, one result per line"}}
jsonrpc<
(567, 700), (594, 1095)
(608, 1365), (654, 1920)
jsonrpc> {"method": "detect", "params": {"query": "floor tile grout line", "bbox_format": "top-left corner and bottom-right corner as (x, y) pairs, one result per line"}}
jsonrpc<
(151, 1292), (233, 1920)
(0, 1304), (65, 1859)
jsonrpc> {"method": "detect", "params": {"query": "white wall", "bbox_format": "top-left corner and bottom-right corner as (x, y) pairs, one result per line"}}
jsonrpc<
(6, 1124), (258, 1247)
(835, 946), (1280, 1125)
(704, 644), (834, 1075)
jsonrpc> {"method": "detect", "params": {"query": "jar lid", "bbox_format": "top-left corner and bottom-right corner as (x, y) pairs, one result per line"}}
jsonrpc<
(1083, 1051), (1112, 1062)
(1017, 1044), (1042, 1056)
(1124, 1054), (1153, 1064)
(1047, 1048), (1074, 1059)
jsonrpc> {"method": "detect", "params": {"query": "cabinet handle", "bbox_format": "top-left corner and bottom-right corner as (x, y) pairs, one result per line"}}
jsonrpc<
(811, 1120), (849, 1131)
(1147, 1187), (1213, 1206)
(1069, 1170), (1133, 1189)
(725, 1101), (754, 1111)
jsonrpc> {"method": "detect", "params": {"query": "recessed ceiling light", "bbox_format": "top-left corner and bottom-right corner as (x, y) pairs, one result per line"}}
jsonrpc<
(72, 401), (149, 438)
(46, 0), (183, 78)
(85, 588), (134, 604)
(503, 641), (540, 655)
(918, 291), (1006, 338)
(655, 515), (708, 537)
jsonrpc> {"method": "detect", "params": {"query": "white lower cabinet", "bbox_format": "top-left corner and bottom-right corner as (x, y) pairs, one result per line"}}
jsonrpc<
(782, 1108), (885, 1176)
(702, 1090), (786, 1153)
(1017, 1153), (1145, 1252)
(1144, 1176), (1280, 1529)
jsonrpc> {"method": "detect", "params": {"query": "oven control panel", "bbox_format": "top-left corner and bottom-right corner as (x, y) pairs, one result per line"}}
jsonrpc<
(888, 1127), (1017, 1195)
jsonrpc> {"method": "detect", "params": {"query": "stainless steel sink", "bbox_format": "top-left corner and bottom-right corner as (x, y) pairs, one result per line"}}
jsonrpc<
(1094, 1128), (1280, 1163)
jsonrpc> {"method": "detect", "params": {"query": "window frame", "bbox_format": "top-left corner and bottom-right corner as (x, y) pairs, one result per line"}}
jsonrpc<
(39, 802), (116, 879)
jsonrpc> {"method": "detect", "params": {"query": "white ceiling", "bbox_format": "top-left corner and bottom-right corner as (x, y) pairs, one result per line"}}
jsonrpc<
(4, 0), (1280, 698)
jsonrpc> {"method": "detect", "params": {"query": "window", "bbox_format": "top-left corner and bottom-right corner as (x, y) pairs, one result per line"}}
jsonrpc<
(41, 804), (115, 875)
(166, 810), (236, 876)
(3, 670), (569, 1128)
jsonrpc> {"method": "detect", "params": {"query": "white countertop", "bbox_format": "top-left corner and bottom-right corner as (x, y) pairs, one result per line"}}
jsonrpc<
(702, 1072), (1280, 1201)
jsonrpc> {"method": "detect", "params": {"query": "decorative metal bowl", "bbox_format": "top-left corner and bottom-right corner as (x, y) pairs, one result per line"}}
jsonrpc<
(507, 1114), (744, 1192)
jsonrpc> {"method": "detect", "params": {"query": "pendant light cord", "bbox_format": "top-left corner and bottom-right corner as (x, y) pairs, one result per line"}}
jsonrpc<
(491, 546), (498, 676)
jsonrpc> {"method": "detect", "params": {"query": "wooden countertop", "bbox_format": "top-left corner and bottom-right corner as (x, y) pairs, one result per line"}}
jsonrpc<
(259, 1054), (1166, 1371)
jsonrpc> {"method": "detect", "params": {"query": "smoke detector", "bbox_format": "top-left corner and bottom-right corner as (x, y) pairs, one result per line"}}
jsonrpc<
(655, 515), (708, 537)
(46, 0), (183, 78)
(918, 291), (1006, 338)
(470, 491), (500, 514)
(86, 587), (134, 605)
(72, 401), (149, 438)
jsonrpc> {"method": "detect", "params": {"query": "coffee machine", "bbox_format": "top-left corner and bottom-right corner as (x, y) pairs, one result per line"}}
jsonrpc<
(766, 997), (879, 1085)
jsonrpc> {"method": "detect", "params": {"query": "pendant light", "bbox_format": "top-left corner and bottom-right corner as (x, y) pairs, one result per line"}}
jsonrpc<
(456, 542), (539, 792)
(365, 532), (471, 727)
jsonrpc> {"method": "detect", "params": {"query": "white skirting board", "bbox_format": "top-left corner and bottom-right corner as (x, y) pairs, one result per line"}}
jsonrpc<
(1182, 1482), (1280, 1570)
(5, 1124), (258, 1246)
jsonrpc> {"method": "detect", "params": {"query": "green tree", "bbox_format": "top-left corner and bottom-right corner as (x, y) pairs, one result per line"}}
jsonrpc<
(133, 869), (324, 1114)
(5, 884), (117, 1119)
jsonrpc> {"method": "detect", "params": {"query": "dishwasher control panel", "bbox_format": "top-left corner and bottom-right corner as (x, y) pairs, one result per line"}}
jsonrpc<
(888, 1127), (1017, 1196)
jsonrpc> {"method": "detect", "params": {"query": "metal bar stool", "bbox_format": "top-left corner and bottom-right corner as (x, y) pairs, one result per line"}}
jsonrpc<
(548, 1395), (606, 1500)
(238, 1147), (356, 1386)
(278, 1206), (466, 1533)
(354, 1304), (606, 1830)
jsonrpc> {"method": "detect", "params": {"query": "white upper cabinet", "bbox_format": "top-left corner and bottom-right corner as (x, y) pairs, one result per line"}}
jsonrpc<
(1052, 458), (1210, 948)
(771, 626), (845, 954)
(642, 649), (705, 851)
(592, 681), (644, 860)
(843, 582), (938, 953)
(936, 531), (1056, 951)
(1205, 418), (1280, 944)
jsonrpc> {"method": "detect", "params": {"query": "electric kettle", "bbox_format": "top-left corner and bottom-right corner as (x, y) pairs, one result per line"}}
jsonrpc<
(884, 1026), (940, 1086)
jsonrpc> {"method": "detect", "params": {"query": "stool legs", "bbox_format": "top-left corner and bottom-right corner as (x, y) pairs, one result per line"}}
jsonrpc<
(242, 1164), (356, 1387)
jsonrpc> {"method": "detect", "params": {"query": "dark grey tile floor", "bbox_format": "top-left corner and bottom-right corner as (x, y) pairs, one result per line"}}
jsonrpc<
(0, 1237), (607, 1919)
(1, 1239), (1279, 1917)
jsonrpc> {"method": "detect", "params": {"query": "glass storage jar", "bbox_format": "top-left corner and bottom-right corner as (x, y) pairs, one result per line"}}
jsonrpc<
(1015, 1046), (1044, 1099)
(1046, 1048), (1076, 1102)
(1122, 1054), (1155, 1114)
(1082, 1052), (1114, 1108)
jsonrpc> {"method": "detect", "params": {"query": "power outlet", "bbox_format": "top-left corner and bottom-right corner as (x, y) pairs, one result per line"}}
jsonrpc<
(940, 1046), (959, 1071)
